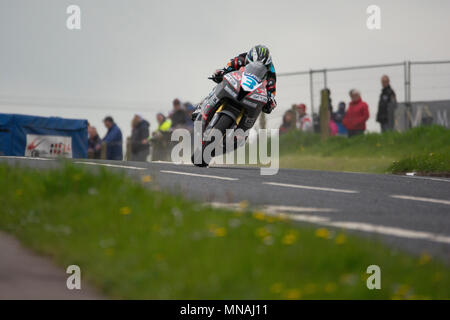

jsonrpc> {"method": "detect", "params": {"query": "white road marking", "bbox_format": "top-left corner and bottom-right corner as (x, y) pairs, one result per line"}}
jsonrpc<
(263, 204), (337, 213)
(74, 161), (147, 170)
(263, 182), (359, 194)
(160, 170), (239, 181)
(402, 175), (450, 183)
(391, 195), (450, 206)
(208, 202), (337, 214)
(325, 221), (450, 244)
(207, 202), (450, 245)
(152, 160), (193, 166)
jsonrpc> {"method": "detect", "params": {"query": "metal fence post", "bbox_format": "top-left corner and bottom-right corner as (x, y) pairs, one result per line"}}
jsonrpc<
(309, 70), (314, 114)
(407, 60), (411, 103)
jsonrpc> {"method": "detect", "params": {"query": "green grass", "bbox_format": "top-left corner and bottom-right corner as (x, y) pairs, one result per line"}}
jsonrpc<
(389, 152), (450, 175)
(1, 163), (449, 299)
(277, 126), (450, 174)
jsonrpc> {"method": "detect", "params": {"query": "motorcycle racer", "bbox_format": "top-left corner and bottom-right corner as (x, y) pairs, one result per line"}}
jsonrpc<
(192, 45), (277, 121)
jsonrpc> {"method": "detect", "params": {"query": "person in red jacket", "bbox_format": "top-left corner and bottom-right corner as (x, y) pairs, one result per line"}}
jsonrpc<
(342, 89), (370, 137)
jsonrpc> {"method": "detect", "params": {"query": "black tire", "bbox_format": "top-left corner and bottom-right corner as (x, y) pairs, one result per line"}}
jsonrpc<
(192, 114), (234, 167)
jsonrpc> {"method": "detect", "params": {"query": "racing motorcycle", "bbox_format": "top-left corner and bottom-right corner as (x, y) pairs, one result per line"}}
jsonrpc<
(191, 61), (269, 167)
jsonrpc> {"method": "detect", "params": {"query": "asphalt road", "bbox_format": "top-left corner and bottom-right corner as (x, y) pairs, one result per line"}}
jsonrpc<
(2, 156), (450, 262)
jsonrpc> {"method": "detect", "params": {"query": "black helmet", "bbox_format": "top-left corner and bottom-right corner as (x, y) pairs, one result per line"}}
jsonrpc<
(246, 45), (272, 66)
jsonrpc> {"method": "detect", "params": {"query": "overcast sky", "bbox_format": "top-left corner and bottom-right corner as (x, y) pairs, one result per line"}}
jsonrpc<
(1, 0), (450, 137)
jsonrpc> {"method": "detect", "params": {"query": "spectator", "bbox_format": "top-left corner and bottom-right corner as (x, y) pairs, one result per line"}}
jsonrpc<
(155, 113), (172, 133)
(170, 98), (187, 128)
(88, 125), (102, 159)
(295, 104), (314, 132)
(279, 110), (296, 135)
(376, 75), (397, 132)
(329, 111), (338, 136)
(103, 116), (123, 160)
(342, 89), (370, 137)
(333, 102), (348, 136)
(184, 102), (195, 130)
(151, 113), (172, 161)
(130, 114), (150, 162)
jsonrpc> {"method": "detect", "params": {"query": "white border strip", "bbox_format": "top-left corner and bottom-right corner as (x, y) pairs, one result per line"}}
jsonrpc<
(391, 195), (450, 206)
(208, 202), (450, 245)
(74, 161), (147, 170)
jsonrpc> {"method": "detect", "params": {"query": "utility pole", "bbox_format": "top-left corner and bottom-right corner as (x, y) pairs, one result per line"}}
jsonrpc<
(320, 88), (330, 140)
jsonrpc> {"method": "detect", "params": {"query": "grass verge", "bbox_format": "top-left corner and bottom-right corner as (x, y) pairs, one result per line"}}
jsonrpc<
(278, 126), (450, 174)
(1, 163), (449, 299)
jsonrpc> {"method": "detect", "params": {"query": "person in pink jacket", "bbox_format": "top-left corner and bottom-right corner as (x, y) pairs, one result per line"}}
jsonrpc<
(342, 89), (370, 137)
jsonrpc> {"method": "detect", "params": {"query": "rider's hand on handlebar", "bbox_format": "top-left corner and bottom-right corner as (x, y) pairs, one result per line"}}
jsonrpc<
(210, 69), (224, 83)
(262, 97), (277, 114)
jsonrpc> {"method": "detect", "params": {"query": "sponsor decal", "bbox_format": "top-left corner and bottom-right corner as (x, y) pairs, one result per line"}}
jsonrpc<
(25, 134), (73, 158)
(224, 85), (238, 98)
(224, 73), (238, 89)
(248, 93), (268, 103)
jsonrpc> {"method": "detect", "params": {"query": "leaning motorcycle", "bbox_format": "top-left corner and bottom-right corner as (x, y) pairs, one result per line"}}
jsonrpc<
(191, 62), (269, 167)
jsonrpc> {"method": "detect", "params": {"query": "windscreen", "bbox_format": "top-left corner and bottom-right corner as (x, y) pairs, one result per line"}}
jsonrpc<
(244, 62), (267, 82)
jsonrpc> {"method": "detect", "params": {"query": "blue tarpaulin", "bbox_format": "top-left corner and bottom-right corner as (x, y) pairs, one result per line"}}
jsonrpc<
(0, 113), (88, 158)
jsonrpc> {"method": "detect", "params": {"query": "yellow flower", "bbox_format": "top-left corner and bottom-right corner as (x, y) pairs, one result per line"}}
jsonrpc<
(284, 289), (301, 300)
(154, 253), (164, 261)
(270, 282), (284, 294)
(324, 282), (337, 294)
(152, 224), (160, 232)
(208, 224), (227, 237)
(141, 175), (152, 183)
(15, 189), (24, 197)
(315, 228), (330, 239)
(376, 143), (381, 147)
(253, 211), (266, 221)
(72, 173), (82, 181)
(335, 233), (347, 245)
(256, 227), (271, 238)
(432, 272), (442, 283)
(282, 231), (298, 245)
(105, 248), (114, 256)
(120, 206), (132, 215)
(394, 284), (410, 298)
(214, 227), (227, 237)
(418, 253), (431, 265)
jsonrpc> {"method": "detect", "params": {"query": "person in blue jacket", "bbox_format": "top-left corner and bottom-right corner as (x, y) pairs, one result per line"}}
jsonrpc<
(102, 116), (123, 160)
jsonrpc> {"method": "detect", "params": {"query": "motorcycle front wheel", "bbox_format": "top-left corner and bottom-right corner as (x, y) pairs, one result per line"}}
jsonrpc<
(191, 113), (235, 167)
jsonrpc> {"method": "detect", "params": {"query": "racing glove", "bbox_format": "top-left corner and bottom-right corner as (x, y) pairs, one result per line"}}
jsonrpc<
(262, 96), (277, 114)
(210, 69), (224, 83)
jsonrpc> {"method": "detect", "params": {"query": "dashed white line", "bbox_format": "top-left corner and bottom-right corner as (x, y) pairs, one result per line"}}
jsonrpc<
(74, 161), (147, 170)
(160, 170), (239, 181)
(263, 182), (359, 194)
(391, 195), (450, 206)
